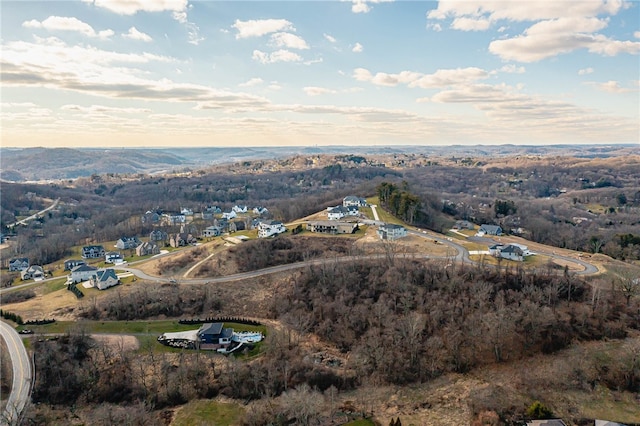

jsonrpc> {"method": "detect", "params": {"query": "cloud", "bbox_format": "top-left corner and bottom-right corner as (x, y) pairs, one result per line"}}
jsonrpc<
(586, 80), (635, 93)
(239, 78), (264, 87)
(352, 42), (363, 53)
(23, 16), (113, 39)
(498, 64), (525, 74)
(353, 66), (489, 88)
(428, 1), (639, 62)
(349, 0), (394, 14)
(578, 67), (594, 75)
(123, 26), (152, 42)
(61, 104), (152, 113)
(82, 0), (188, 15)
(451, 17), (491, 31)
(252, 49), (302, 64)
(270, 32), (309, 49)
(233, 19), (294, 39)
(324, 33), (337, 43)
(635, 31), (640, 39)
(303, 86), (337, 96)
(427, 23), (442, 32)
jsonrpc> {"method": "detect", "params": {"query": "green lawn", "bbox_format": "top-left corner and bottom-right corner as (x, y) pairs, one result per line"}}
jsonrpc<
(171, 400), (244, 426)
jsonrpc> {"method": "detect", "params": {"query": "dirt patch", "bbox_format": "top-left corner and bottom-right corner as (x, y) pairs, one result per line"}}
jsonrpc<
(91, 334), (139, 352)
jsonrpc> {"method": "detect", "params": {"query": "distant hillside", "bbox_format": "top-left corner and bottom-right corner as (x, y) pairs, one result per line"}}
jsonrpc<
(0, 148), (187, 181)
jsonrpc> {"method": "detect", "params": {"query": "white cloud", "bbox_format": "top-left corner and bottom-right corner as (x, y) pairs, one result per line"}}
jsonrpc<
(416, 97), (430, 103)
(488, 16), (640, 62)
(270, 32), (309, 49)
(354, 66), (489, 88)
(578, 67), (594, 75)
(451, 17), (491, 31)
(324, 33), (337, 43)
(252, 49), (302, 64)
(586, 80), (634, 93)
(635, 31), (640, 39)
(267, 83), (282, 91)
(349, 0), (394, 14)
(352, 42), (363, 53)
(499, 64), (525, 74)
(233, 19), (294, 39)
(427, 23), (442, 32)
(61, 104), (152, 113)
(123, 26), (152, 42)
(82, 0), (188, 15)
(23, 16), (113, 39)
(304, 86), (337, 96)
(239, 78), (264, 87)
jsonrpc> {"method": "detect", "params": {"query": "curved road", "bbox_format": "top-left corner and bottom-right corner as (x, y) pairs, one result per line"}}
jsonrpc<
(0, 321), (31, 426)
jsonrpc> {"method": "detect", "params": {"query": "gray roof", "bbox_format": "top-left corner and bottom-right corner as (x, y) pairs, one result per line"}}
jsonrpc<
(501, 245), (523, 254)
(72, 264), (98, 272)
(480, 224), (501, 233)
(199, 322), (224, 336)
(96, 269), (117, 282)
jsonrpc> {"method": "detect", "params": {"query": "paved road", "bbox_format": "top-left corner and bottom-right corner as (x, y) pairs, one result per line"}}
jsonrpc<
(0, 321), (32, 425)
(7, 198), (60, 228)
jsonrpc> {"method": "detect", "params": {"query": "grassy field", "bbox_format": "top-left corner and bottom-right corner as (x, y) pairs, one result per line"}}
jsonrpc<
(171, 400), (244, 426)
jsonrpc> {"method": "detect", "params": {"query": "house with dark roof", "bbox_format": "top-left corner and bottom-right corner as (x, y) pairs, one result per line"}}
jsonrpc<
(453, 220), (474, 230)
(90, 269), (119, 290)
(499, 244), (524, 261)
(477, 224), (502, 236)
(149, 230), (168, 245)
(8, 258), (29, 272)
(82, 245), (105, 259)
(203, 225), (224, 238)
(136, 241), (160, 257)
(69, 264), (98, 283)
(64, 259), (85, 271)
(105, 251), (124, 264)
(116, 236), (142, 250)
(377, 223), (408, 240)
(21, 265), (45, 281)
(343, 196), (368, 207)
(197, 323), (233, 348)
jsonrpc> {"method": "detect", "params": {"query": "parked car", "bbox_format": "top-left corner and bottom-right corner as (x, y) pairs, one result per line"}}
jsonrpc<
(18, 329), (33, 334)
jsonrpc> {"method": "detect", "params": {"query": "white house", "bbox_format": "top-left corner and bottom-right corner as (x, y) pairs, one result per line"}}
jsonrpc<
(91, 269), (119, 290)
(69, 264), (98, 284)
(476, 224), (502, 236)
(20, 265), (45, 281)
(203, 225), (224, 238)
(343, 196), (367, 207)
(258, 220), (286, 238)
(253, 206), (269, 215)
(232, 205), (248, 213)
(377, 223), (408, 240)
(327, 206), (359, 220)
(105, 251), (124, 264)
(222, 211), (237, 220)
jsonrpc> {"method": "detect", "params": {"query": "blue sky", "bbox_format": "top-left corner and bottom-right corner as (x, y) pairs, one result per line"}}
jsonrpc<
(1, 0), (639, 147)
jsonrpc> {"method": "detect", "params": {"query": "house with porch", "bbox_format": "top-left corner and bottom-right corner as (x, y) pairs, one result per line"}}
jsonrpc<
(82, 245), (105, 259)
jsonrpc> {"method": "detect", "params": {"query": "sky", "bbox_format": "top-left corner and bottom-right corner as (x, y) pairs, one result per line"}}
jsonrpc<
(1, 0), (639, 148)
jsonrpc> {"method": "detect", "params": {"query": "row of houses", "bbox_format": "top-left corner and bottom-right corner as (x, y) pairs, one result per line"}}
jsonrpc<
(142, 205), (270, 226)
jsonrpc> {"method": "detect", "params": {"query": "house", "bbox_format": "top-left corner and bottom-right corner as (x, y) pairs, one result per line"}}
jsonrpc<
(141, 211), (161, 224)
(229, 220), (246, 233)
(595, 420), (626, 426)
(64, 259), (85, 271)
(82, 245), (105, 259)
(136, 241), (160, 257)
(105, 251), (124, 264)
(205, 205), (222, 214)
(8, 258), (29, 272)
(116, 236), (141, 250)
(162, 213), (186, 225)
(203, 225), (224, 238)
(201, 211), (214, 220)
(476, 224), (502, 236)
(69, 264), (98, 283)
(181, 207), (194, 216)
(306, 221), (358, 234)
(258, 220), (287, 238)
(499, 244), (524, 261)
(197, 323), (233, 348)
(377, 223), (408, 240)
(149, 230), (168, 244)
(169, 233), (196, 247)
(90, 269), (119, 290)
(21, 265), (45, 281)
(222, 210), (237, 220)
(253, 206), (269, 216)
(327, 206), (358, 220)
(232, 205), (248, 214)
(488, 244), (504, 256)
(453, 220), (474, 230)
(343, 196), (367, 207)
